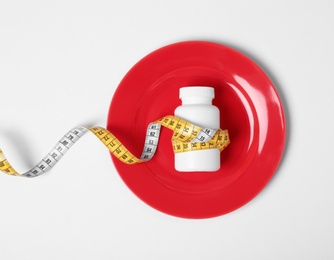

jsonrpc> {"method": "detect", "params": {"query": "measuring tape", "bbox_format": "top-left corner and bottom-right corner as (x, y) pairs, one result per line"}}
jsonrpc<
(0, 115), (230, 178)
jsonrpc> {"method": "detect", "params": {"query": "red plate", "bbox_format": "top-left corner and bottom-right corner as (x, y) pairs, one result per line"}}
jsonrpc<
(107, 41), (285, 219)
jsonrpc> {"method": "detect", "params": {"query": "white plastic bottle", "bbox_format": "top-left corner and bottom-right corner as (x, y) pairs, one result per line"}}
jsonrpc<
(174, 86), (220, 172)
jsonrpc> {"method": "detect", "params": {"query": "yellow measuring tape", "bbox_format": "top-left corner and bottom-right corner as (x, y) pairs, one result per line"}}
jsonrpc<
(0, 115), (230, 177)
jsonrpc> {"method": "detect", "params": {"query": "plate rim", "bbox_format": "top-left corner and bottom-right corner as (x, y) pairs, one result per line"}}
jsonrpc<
(107, 40), (286, 218)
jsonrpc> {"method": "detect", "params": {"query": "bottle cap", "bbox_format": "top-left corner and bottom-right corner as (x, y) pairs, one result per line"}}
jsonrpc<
(180, 86), (214, 99)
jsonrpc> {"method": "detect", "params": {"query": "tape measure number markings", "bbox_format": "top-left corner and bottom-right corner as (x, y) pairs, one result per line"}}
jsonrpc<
(0, 115), (230, 177)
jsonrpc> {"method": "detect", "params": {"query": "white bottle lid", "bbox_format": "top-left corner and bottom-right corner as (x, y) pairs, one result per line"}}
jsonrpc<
(179, 86), (215, 99)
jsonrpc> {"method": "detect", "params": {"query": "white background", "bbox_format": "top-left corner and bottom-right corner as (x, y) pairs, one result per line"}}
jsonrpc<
(1, 0), (334, 259)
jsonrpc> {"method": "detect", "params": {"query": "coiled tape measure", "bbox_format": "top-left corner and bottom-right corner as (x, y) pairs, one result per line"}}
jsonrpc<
(0, 115), (230, 177)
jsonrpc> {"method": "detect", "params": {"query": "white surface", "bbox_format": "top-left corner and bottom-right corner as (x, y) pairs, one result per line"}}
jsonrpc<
(0, 0), (333, 259)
